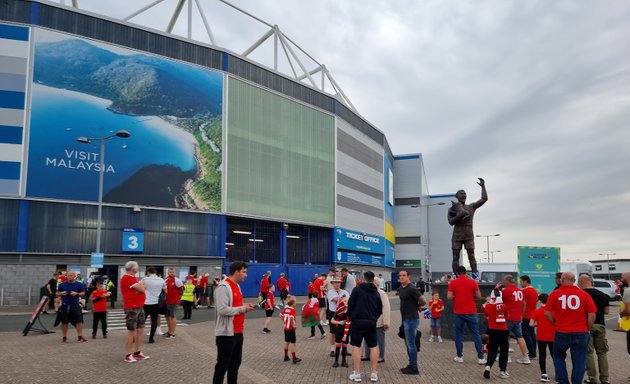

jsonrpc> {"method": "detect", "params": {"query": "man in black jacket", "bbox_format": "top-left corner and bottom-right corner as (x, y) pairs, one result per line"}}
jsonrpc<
(347, 271), (383, 382)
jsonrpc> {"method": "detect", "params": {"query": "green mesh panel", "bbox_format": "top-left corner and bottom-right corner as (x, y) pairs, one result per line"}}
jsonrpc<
(226, 78), (335, 225)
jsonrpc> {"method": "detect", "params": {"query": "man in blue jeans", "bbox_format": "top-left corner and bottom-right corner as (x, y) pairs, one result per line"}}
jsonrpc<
(397, 270), (425, 375)
(447, 266), (485, 364)
(545, 272), (596, 384)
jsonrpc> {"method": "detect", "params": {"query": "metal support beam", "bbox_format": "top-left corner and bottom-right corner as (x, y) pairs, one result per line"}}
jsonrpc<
(123, 0), (167, 21)
(277, 31), (317, 87)
(194, 0), (216, 45)
(242, 27), (275, 57)
(167, 0), (186, 33)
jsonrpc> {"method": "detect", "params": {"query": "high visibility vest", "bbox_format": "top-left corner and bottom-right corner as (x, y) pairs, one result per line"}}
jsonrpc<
(181, 284), (195, 302)
(620, 302), (630, 332)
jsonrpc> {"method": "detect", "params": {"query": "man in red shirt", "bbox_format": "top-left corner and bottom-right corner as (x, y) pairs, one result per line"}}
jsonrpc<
(520, 275), (539, 359)
(447, 266), (484, 364)
(276, 272), (289, 307)
(213, 261), (255, 384)
(500, 275), (530, 364)
(313, 274), (328, 326)
(120, 261), (148, 363)
(259, 271), (271, 306)
(545, 272), (596, 384)
(164, 267), (183, 338)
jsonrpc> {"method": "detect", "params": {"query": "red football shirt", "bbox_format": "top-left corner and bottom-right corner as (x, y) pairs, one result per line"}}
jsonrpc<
(226, 278), (245, 334)
(281, 307), (297, 331)
(522, 286), (539, 319)
(260, 276), (270, 293)
(313, 278), (325, 299)
(199, 276), (208, 289)
(91, 289), (108, 313)
(502, 284), (524, 322)
(532, 307), (555, 341)
(428, 299), (444, 319)
(545, 285), (597, 333)
(265, 292), (275, 310)
(165, 276), (183, 305)
(448, 275), (479, 314)
(276, 277), (287, 291)
(121, 274), (145, 310)
(308, 283), (315, 296)
(484, 302), (508, 330)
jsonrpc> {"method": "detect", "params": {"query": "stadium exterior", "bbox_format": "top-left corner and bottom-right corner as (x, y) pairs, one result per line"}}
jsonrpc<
(0, 0), (451, 304)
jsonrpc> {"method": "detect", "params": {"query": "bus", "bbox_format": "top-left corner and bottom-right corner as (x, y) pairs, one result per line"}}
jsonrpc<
(477, 261), (593, 284)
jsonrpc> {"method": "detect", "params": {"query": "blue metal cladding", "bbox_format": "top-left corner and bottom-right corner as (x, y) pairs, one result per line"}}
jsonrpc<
(16, 199), (29, 252)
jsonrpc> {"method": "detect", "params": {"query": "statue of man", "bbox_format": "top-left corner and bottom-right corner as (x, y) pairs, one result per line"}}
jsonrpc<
(448, 178), (487, 277)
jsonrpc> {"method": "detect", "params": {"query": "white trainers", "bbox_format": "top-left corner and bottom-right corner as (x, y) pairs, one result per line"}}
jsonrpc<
(349, 372), (362, 382)
(499, 371), (509, 379)
(454, 356), (464, 363)
(437, 336), (443, 343)
(428, 336), (435, 342)
(540, 374), (550, 382)
(370, 372), (378, 382)
(516, 357), (531, 365)
(478, 358), (487, 365)
(507, 357), (512, 363)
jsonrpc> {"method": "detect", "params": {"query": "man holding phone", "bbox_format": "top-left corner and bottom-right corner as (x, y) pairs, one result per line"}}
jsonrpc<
(56, 270), (87, 343)
(213, 261), (256, 384)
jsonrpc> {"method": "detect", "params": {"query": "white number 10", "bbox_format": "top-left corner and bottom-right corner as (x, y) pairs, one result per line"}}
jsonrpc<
(512, 290), (523, 301)
(559, 294), (580, 310)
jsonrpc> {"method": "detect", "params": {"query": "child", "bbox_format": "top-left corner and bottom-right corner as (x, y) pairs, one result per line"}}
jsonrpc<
(428, 291), (444, 342)
(530, 293), (554, 383)
(302, 294), (325, 339)
(483, 289), (509, 379)
(91, 280), (110, 339)
(262, 284), (275, 334)
(330, 296), (350, 368)
(280, 296), (301, 364)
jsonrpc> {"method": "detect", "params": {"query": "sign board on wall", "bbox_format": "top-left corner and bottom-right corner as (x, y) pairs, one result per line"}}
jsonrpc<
(517, 246), (560, 294)
(335, 251), (384, 266)
(122, 228), (144, 253)
(335, 227), (385, 255)
(396, 259), (422, 268)
(90, 252), (104, 268)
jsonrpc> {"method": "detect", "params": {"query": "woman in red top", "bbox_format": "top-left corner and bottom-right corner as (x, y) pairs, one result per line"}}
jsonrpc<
(482, 289), (510, 379)
(530, 293), (555, 383)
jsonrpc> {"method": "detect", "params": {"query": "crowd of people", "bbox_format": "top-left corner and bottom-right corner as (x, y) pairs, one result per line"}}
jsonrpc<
(40, 262), (630, 384)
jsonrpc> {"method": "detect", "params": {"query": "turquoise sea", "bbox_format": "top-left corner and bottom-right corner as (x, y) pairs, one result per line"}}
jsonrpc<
(26, 84), (198, 206)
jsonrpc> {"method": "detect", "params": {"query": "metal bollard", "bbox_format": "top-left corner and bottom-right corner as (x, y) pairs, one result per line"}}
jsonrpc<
(28, 287), (32, 306)
(1, 287), (3, 306)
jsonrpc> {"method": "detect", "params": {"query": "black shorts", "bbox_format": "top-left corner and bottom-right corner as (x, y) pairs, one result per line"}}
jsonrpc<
(265, 309), (274, 317)
(349, 322), (377, 348)
(280, 289), (289, 301)
(284, 329), (296, 343)
(59, 304), (83, 326)
(318, 298), (326, 308)
(326, 309), (335, 321)
(329, 322), (338, 334)
(335, 323), (348, 344)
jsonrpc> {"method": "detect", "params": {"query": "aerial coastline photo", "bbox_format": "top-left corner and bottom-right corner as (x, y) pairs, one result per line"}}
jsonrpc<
(26, 29), (223, 211)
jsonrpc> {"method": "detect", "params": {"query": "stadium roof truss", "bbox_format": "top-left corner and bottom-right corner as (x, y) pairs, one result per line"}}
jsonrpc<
(53, 0), (357, 112)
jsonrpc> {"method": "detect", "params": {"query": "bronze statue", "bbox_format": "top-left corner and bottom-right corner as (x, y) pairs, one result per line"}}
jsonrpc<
(448, 178), (487, 276)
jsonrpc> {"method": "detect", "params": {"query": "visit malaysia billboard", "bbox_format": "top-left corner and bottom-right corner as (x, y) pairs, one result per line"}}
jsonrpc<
(25, 28), (224, 211)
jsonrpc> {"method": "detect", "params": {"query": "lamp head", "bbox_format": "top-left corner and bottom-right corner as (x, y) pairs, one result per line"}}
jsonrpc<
(76, 137), (91, 144)
(115, 130), (131, 138)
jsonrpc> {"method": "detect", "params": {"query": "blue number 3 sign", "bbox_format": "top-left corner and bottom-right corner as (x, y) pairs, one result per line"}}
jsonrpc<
(122, 228), (144, 253)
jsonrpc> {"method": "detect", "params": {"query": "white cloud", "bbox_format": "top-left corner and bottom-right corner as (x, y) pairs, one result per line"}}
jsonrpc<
(61, 0), (630, 263)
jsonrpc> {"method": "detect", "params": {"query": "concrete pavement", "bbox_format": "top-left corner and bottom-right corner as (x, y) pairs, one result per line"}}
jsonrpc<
(1, 302), (629, 384)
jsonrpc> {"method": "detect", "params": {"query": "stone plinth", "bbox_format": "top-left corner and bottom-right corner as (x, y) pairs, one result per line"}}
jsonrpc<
(431, 282), (496, 340)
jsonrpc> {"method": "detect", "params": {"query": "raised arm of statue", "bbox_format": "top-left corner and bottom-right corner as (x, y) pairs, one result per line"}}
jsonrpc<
(472, 178), (488, 209)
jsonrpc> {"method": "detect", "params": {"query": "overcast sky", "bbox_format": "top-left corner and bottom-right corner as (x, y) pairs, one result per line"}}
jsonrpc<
(72, 0), (630, 264)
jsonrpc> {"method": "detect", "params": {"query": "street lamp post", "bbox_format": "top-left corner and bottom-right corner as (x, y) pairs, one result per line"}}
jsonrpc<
(411, 201), (445, 286)
(483, 249), (501, 263)
(476, 233), (500, 264)
(77, 130), (131, 253)
(599, 252), (616, 280)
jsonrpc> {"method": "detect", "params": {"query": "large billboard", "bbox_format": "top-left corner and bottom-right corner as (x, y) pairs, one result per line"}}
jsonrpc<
(226, 78), (335, 225)
(25, 29), (223, 211)
(517, 246), (560, 294)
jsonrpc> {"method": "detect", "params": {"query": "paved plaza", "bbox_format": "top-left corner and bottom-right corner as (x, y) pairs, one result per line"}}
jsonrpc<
(1, 297), (629, 384)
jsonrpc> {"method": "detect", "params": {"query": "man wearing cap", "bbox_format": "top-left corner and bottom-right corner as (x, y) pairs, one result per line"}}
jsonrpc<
(327, 277), (349, 357)
(276, 273), (289, 308)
